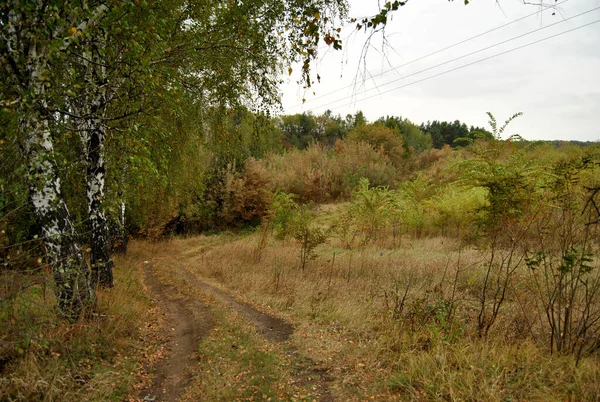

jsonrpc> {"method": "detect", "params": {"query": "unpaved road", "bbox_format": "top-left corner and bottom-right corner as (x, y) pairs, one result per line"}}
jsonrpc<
(139, 260), (334, 401)
(142, 265), (214, 402)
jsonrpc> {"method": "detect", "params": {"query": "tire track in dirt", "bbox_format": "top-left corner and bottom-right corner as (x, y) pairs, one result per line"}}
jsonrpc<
(141, 264), (214, 402)
(176, 263), (335, 402)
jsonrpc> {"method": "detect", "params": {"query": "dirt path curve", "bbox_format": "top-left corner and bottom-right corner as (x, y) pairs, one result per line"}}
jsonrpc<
(138, 255), (334, 402)
(141, 264), (214, 402)
(176, 263), (335, 402)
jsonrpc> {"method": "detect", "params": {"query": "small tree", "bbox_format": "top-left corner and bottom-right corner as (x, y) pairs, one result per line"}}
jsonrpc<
(349, 178), (394, 245)
(290, 208), (329, 272)
(460, 113), (536, 337)
(271, 192), (329, 271)
(525, 156), (600, 364)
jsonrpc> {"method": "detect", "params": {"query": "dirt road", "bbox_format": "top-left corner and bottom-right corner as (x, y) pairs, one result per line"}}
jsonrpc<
(138, 257), (334, 401)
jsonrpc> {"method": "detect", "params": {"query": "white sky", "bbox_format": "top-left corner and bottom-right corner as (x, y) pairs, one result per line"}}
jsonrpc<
(279, 0), (600, 141)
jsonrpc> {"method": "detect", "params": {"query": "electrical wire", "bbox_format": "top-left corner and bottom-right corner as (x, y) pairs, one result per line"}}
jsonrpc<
(295, 16), (600, 113)
(293, 0), (571, 108)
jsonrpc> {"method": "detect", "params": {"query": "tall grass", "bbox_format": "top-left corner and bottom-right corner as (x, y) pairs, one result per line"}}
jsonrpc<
(153, 232), (600, 400)
(0, 248), (150, 401)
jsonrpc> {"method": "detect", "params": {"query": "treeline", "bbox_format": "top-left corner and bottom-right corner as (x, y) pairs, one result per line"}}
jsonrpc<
(275, 111), (598, 152)
(275, 110), (494, 152)
(136, 109), (495, 235)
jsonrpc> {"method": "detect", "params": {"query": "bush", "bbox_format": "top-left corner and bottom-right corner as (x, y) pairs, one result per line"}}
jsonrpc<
(269, 192), (330, 271)
(218, 159), (273, 227)
(253, 140), (399, 203)
(347, 124), (405, 167)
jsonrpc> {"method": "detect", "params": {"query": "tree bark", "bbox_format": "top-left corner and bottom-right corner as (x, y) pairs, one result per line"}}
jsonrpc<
(83, 123), (114, 287)
(4, 0), (110, 318)
(22, 105), (95, 319)
(78, 38), (114, 287)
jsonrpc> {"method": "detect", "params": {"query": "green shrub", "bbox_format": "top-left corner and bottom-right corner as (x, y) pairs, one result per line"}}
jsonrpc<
(347, 124), (405, 167)
(253, 140), (399, 203)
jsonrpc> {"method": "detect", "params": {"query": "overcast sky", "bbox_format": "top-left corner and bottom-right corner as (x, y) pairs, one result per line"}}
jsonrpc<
(279, 0), (600, 141)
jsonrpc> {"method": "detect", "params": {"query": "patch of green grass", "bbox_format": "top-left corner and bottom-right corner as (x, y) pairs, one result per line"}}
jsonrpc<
(188, 313), (288, 401)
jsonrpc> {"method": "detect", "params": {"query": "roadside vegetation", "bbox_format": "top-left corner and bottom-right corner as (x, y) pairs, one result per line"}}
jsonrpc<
(3, 103), (600, 400)
(0, 250), (151, 401)
(3, 96), (600, 400)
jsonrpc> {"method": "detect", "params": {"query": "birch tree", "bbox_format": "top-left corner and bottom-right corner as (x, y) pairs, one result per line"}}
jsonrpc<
(0, 0), (363, 318)
(1, 1), (109, 318)
(73, 30), (113, 287)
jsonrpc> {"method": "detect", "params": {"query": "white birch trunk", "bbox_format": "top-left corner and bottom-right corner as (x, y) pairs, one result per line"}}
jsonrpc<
(6, 3), (96, 318)
(21, 102), (95, 319)
(116, 198), (128, 254)
(77, 38), (114, 287)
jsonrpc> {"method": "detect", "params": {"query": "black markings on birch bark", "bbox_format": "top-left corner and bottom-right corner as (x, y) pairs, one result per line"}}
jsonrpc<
(77, 31), (114, 287)
(22, 105), (95, 319)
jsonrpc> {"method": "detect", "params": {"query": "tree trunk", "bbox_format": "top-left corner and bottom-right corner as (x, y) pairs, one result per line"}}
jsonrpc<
(78, 40), (114, 287)
(115, 197), (128, 254)
(5, 1), (109, 318)
(22, 107), (95, 319)
(83, 124), (114, 287)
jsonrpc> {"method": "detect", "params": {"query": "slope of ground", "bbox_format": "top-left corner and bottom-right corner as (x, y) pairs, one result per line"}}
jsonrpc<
(136, 238), (336, 401)
(132, 232), (600, 401)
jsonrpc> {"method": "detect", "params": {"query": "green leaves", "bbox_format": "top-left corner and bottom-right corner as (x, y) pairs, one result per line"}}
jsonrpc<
(359, 1), (406, 31)
(486, 111), (523, 140)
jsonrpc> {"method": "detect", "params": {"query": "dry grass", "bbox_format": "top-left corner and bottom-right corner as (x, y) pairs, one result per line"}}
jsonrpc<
(149, 229), (600, 401)
(3, 218), (596, 400)
(0, 248), (151, 401)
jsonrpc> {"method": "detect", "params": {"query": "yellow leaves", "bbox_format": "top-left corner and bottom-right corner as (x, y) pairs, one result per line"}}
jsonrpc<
(314, 12), (320, 20)
(302, 98), (306, 104)
(68, 27), (77, 36)
(288, 67), (293, 76)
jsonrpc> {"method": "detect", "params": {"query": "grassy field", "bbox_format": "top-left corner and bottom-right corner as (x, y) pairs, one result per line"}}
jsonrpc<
(143, 204), (600, 402)
(2, 222), (600, 400)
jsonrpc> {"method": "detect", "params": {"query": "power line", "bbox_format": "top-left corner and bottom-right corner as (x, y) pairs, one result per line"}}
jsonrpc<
(317, 18), (600, 112)
(295, 5), (600, 112)
(293, 0), (571, 108)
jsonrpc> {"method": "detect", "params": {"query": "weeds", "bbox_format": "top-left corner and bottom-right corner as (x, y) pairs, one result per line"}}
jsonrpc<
(0, 247), (150, 401)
